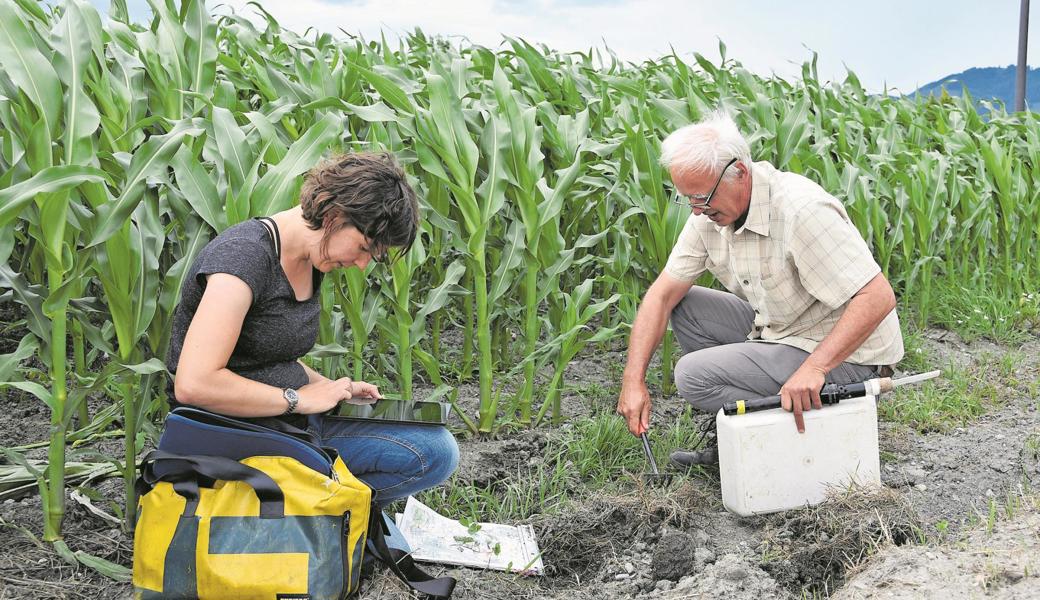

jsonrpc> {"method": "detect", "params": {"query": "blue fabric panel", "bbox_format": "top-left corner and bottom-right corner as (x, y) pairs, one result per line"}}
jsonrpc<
(351, 525), (366, 590)
(367, 510), (411, 562)
(208, 515), (345, 600)
(381, 511), (411, 553)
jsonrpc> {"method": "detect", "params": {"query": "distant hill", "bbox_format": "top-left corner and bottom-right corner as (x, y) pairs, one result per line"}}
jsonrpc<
(913, 65), (1040, 109)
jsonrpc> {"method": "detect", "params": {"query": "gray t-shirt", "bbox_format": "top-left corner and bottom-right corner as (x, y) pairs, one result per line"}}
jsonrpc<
(166, 218), (323, 416)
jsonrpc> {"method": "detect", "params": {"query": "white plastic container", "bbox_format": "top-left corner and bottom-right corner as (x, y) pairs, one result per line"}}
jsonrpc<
(716, 394), (881, 516)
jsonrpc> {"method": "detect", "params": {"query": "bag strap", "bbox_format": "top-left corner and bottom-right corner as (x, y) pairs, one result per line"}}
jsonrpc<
(368, 503), (456, 599)
(253, 413), (325, 449)
(258, 216), (281, 257)
(139, 450), (285, 519)
(171, 477), (202, 517)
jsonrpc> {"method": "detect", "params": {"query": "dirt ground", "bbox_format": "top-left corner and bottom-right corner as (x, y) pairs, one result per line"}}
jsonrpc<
(1, 328), (1038, 599)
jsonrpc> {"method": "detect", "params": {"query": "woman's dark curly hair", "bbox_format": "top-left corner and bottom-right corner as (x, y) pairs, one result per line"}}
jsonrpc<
(299, 152), (419, 262)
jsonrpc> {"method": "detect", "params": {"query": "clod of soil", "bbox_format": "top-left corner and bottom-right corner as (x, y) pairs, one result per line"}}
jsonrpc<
(534, 496), (642, 578)
(650, 531), (698, 581)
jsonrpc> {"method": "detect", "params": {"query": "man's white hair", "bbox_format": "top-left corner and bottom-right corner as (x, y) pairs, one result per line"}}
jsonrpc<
(660, 110), (752, 181)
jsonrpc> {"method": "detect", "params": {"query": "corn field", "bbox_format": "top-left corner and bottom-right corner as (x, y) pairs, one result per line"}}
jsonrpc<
(1, 0), (1038, 547)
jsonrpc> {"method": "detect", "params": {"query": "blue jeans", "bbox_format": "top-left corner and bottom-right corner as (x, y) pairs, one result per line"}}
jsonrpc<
(308, 416), (459, 505)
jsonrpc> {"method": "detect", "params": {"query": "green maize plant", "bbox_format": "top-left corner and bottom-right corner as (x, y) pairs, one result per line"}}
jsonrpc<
(0, 0), (113, 542)
(535, 278), (621, 425)
(616, 112), (687, 395)
(418, 180), (460, 365)
(331, 266), (383, 380)
(378, 239), (425, 399)
(415, 61), (509, 432)
(492, 62), (593, 425)
(309, 276), (377, 388)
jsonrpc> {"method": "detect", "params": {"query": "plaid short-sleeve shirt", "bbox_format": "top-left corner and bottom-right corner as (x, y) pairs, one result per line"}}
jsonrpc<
(664, 161), (904, 366)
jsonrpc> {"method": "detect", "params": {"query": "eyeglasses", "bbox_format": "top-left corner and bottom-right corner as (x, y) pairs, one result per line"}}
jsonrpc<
(671, 158), (737, 210)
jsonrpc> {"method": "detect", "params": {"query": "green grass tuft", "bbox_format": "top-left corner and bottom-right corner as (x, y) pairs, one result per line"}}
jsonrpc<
(919, 280), (1040, 344)
(878, 362), (996, 432)
(419, 407), (716, 523)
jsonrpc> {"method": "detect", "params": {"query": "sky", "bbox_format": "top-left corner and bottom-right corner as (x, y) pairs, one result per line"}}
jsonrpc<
(91, 0), (1034, 94)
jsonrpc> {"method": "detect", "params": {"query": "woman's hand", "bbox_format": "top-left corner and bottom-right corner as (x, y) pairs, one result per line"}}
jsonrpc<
(296, 377), (381, 412)
(297, 377), (357, 413)
(344, 380), (380, 405)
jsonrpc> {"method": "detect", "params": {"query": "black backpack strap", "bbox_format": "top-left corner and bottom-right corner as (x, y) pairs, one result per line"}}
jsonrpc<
(139, 450), (285, 518)
(257, 216), (281, 257)
(368, 503), (456, 599)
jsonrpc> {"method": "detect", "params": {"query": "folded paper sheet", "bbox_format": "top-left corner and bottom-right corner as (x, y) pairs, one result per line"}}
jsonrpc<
(396, 497), (545, 575)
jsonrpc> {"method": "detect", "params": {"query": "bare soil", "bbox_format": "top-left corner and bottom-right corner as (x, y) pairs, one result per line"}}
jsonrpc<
(1, 328), (1038, 599)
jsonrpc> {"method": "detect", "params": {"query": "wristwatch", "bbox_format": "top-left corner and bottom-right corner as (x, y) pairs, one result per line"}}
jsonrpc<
(282, 388), (300, 415)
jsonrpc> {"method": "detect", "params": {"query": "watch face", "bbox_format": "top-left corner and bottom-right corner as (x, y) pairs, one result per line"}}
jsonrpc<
(285, 388), (299, 401)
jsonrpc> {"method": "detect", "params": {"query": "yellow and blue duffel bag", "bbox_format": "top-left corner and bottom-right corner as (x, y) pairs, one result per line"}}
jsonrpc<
(132, 449), (371, 600)
(132, 408), (455, 599)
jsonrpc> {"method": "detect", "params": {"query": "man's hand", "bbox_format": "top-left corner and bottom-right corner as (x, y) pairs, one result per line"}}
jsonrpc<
(617, 379), (652, 436)
(779, 363), (827, 433)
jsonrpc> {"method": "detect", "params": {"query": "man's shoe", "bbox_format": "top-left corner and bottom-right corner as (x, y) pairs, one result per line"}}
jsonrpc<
(669, 444), (719, 469)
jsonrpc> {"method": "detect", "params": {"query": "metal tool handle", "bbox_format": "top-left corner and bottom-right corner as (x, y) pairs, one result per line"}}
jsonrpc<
(640, 432), (661, 475)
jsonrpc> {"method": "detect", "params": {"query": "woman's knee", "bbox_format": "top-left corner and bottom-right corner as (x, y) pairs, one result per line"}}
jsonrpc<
(373, 428), (458, 504)
(422, 427), (459, 485)
(377, 426), (458, 484)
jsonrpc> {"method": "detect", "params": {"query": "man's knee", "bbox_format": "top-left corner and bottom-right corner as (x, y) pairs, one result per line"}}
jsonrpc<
(669, 286), (755, 355)
(674, 352), (724, 413)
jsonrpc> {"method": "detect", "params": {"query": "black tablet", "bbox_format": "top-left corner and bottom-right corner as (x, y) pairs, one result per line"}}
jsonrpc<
(329, 398), (451, 426)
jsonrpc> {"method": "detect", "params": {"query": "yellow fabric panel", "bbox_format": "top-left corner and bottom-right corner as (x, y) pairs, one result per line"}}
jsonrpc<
(237, 456), (370, 517)
(332, 456), (370, 493)
(132, 483), (187, 593)
(195, 479), (262, 517)
(198, 553), (310, 599)
(179, 455), (372, 521)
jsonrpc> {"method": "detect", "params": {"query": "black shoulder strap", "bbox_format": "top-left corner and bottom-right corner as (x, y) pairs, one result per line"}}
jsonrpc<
(258, 216), (281, 257)
(139, 450), (285, 518)
(367, 503), (456, 599)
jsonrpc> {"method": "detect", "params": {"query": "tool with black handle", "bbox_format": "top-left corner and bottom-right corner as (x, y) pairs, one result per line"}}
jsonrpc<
(722, 370), (941, 416)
